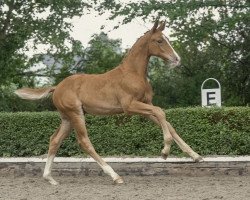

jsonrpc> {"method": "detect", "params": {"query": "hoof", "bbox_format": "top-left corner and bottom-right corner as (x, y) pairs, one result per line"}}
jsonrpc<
(161, 150), (169, 160)
(43, 175), (59, 185)
(49, 179), (59, 186)
(114, 176), (124, 184)
(194, 156), (204, 163)
(161, 153), (168, 160)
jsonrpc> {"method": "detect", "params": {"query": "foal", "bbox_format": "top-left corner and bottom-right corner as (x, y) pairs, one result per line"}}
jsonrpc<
(15, 21), (202, 185)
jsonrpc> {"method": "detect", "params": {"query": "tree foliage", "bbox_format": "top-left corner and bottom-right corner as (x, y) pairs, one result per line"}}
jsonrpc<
(0, 32), (124, 112)
(84, 32), (123, 74)
(0, 0), (90, 87)
(49, 32), (124, 84)
(97, 0), (250, 106)
(1, 0), (249, 110)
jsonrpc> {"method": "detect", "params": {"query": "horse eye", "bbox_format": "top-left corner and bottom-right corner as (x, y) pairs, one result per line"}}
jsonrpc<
(157, 40), (163, 44)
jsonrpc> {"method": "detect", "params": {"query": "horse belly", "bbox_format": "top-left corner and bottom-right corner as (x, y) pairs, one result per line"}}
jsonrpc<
(84, 106), (123, 115)
(81, 93), (123, 115)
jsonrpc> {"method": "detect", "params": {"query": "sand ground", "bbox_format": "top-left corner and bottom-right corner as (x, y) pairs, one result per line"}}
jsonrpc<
(0, 175), (250, 200)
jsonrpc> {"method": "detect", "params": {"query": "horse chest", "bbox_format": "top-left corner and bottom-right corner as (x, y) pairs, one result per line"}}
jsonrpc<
(122, 77), (153, 103)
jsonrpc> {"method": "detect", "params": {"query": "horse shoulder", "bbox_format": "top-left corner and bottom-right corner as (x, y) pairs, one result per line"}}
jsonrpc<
(117, 73), (153, 103)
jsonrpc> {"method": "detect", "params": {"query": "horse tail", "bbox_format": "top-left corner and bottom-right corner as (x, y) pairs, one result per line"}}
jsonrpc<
(15, 87), (56, 100)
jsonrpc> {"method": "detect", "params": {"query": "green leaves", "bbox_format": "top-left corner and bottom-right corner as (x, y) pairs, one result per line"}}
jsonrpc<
(0, 107), (249, 157)
(84, 32), (123, 74)
(0, 0), (90, 86)
(97, 0), (250, 106)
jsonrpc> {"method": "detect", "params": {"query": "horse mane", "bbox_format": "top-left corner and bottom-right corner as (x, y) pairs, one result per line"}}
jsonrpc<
(121, 30), (151, 63)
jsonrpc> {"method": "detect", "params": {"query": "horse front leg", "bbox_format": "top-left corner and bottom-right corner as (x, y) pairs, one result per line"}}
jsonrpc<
(144, 114), (172, 159)
(166, 121), (203, 162)
(123, 100), (173, 158)
(147, 115), (203, 162)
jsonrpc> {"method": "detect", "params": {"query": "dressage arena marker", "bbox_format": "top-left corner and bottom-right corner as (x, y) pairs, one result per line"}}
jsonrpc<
(201, 78), (221, 107)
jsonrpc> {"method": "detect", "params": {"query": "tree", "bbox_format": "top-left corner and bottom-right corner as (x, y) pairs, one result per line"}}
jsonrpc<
(48, 32), (124, 85)
(0, 0), (91, 87)
(97, 0), (250, 106)
(84, 32), (123, 74)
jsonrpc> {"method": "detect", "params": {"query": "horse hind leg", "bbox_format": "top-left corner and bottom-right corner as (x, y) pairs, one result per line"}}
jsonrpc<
(43, 117), (72, 185)
(69, 112), (124, 184)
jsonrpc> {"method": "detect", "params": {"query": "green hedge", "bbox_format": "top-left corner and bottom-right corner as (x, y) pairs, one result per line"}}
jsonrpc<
(0, 107), (249, 157)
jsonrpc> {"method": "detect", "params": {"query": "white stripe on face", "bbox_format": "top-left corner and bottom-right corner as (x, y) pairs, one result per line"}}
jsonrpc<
(163, 35), (181, 63)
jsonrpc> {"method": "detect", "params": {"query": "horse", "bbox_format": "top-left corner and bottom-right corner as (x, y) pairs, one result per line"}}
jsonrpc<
(15, 20), (203, 185)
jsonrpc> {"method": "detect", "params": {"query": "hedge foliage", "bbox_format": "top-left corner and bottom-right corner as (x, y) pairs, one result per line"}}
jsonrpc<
(0, 107), (249, 157)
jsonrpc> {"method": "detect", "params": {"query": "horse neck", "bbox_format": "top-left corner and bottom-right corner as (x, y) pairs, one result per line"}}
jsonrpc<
(121, 35), (150, 78)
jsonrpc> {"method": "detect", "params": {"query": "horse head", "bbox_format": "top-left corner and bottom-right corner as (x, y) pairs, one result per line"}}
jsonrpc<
(148, 20), (181, 67)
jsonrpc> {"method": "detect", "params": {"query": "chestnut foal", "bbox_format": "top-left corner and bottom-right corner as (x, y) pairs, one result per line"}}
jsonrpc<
(15, 21), (202, 185)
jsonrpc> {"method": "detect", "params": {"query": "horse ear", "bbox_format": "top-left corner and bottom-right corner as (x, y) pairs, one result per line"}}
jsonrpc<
(157, 20), (166, 31)
(151, 19), (159, 33)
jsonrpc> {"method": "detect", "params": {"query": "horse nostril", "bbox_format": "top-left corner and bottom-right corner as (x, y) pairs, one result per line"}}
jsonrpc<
(175, 57), (181, 66)
(169, 54), (181, 66)
(175, 56), (180, 62)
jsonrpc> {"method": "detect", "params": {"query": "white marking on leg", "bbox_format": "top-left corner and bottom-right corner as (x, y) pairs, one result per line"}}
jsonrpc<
(43, 155), (59, 185)
(161, 123), (173, 158)
(102, 165), (123, 183)
(153, 108), (173, 157)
